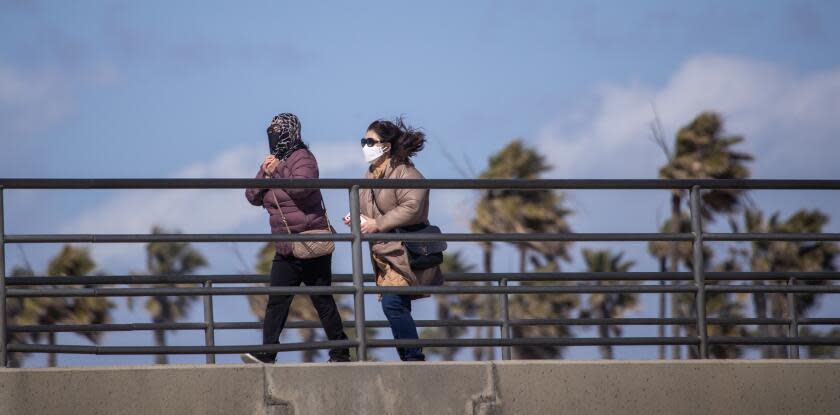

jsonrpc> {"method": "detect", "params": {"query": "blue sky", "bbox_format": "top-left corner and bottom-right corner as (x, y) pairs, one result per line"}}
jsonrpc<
(2, 1), (840, 366)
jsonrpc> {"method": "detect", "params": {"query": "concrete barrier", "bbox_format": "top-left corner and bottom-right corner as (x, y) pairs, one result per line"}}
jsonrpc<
(1, 360), (838, 415)
(0, 365), (266, 415)
(493, 360), (840, 415)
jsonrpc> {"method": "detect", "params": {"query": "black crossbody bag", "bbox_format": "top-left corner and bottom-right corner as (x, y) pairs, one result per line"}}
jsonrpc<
(393, 223), (447, 269)
(371, 190), (447, 270)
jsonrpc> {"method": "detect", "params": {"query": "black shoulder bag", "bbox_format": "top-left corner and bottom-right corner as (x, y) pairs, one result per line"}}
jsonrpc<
(371, 189), (447, 270)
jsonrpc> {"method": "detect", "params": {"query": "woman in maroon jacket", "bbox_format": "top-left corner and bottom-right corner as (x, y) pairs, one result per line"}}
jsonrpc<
(242, 113), (350, 363)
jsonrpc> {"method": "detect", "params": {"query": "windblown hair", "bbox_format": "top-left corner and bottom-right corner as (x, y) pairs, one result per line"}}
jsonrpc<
(366, 116), (426, 167)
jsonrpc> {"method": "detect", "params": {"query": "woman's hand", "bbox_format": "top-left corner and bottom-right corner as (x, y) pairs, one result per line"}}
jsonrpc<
(342, 213), (351, 226)
(360, 215), (379, 233)
(260, 155), (274, 175)
(262, 155), (280, 176)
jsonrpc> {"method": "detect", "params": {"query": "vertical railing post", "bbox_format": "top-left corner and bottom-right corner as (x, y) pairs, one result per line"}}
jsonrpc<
(0, 186), (7, 367)
(202, 280), (216, 364)
(349, 185), (367, 361)
(787, 277), (799, 359)
(500, 277), (511, 360)
(689, 186), (708, 359)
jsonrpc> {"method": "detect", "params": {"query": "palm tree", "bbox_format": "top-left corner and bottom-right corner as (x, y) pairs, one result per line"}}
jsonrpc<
(472, 139), (575, 359)
(700, 249), (749, 359)
(422, 251), (476, 360)
(648, 218), (681, 359)
(649, 216), (748, 359)
(648, 214), (715, 357)
(508, 256), (579, 359)
(473, 140), (573, 268)
(737, 209), (837, 358)
(580, 249), (636, 359)
(800, 327), (840, 358)
(135, 226), (207, 364)
(6, 246), (112, 367)
(45, 245), (114, 367)
(657, 112), (753, 358)
(6, 266), (38, 367)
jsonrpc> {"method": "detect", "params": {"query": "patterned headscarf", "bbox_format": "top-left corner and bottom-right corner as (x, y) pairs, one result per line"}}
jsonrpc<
(267, 113), (307, 160)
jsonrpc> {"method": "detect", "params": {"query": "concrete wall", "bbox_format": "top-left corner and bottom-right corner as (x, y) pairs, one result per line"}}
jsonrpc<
(2, 360), (838, 415)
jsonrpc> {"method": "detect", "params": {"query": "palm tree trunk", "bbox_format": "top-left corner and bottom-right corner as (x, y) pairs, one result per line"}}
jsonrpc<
(670, 192), (682, 360)
(483, 243), (496, 360)
(154, 297), (171, 365)
(438, 302), (457, 361)
(658, 257), (667, 359)
(472, 326), (484, 360)
(153, 329), (168, 364)
(302, 330), (318, 362)
(474, 243), (494, 361)
(769, 293), (787, 358)
(9, 352), (22, 368)
(48, 332), (57, 367)
(506, 246), (526, 361)
(752, 284), (770, 358)
(599, 302), (613, 360)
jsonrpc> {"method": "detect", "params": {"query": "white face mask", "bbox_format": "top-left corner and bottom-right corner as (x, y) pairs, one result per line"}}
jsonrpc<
(362, 145), (386, 164)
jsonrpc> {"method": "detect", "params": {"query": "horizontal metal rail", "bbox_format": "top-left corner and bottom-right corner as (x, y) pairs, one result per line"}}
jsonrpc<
(3, 233), (356, 244)
(7, 284), (705, 298)
(2, 178), (840, 190)
(708, 337), (840, 346)
(7, 286), (357, 298)
(7, 271), (840, 286)
(9, 232), (840, 244)
(7, 340), (358, 355)
(10, 317), (840, 334)
(8, 337), (699, 355)
(8, 335), (840, 356)
(705, 233), (840, 242)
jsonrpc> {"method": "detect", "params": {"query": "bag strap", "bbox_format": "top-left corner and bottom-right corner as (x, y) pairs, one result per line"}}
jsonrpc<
(369, 187), (384, 219)
(266, 168), (332, 234)
(269, 188), (293, 235)
(319, 199), (333, 232)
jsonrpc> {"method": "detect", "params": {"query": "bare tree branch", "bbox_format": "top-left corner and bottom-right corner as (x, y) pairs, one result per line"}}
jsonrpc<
(648, 102), (672, 163)
(434, 137), (473, 179)
(228, 242), (253, 274)
(16, 244), (35, 274)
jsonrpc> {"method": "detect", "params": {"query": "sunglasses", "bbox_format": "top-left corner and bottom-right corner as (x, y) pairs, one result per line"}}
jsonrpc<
(360, 138), (381, 147)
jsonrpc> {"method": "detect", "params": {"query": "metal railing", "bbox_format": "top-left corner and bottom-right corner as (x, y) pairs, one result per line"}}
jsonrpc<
(1, 178), (839, 366)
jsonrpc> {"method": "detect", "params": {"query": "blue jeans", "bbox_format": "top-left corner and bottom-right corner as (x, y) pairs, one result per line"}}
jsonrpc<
(381, 294), (425, 361)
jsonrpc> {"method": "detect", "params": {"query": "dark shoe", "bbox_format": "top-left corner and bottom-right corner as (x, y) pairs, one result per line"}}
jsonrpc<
(401, 349), (425, 361)
(241, 353), (274, 364)
(327, 356), (352, 363)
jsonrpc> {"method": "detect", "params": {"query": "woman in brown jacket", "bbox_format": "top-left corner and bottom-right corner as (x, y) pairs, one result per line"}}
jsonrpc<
(343, 117), (442, 361)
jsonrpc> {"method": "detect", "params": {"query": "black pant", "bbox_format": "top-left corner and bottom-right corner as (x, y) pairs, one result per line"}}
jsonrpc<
(262, 253), (350, 361)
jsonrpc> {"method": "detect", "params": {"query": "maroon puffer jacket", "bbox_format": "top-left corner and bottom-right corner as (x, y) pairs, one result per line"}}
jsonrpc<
(245, 148), (329, 256)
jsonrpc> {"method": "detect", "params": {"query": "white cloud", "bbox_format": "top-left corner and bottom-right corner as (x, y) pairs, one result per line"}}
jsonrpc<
(308, 141), (368, 176)
(64, 142), (366, 266)
(0, 64), (73, 136)
(538, 54), (840, 179)
(0, 60), (119, 140)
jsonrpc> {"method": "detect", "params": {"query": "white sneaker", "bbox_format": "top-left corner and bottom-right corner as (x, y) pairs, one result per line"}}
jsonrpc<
(240, 353), (270, 364)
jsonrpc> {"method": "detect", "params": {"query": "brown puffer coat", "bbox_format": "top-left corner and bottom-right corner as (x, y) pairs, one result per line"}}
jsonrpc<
(245, 148), (329, 256)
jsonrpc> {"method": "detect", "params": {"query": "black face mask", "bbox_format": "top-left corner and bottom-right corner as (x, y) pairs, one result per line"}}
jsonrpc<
(269, 132), (299, 160)
(266, 113), (305, 160)
(268, 132), (283, 155)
